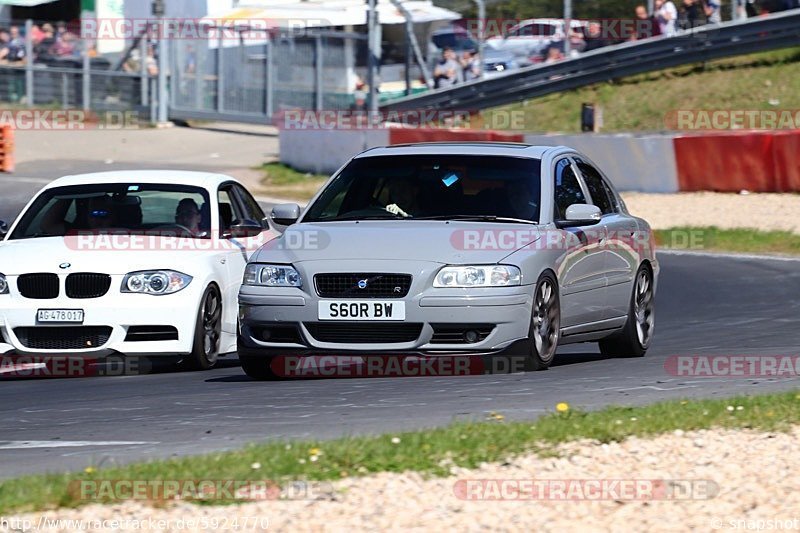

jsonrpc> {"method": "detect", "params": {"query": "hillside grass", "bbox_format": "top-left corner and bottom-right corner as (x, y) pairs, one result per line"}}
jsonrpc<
(490, 47), (800, 133)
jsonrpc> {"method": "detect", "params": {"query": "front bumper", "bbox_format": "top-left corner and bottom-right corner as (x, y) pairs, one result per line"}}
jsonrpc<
(238, 287), (534, 357)
(0, 278), (202, 356)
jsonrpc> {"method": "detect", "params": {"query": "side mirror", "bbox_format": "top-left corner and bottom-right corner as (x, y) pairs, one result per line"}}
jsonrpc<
(271, 203), (300, 226)
(556, 204), (601, 228)
(0, 220), (7, 238)
(229, 219), (264, 238)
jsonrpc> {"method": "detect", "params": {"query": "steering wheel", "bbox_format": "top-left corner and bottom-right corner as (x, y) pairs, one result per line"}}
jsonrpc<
(153, 224), (195, 237)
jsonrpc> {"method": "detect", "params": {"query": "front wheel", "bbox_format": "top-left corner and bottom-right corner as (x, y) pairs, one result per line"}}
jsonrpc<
(599, 264), (655, 358)
(239, 354), (280, 380)
(525, 272), (561, 371)
(183, 285), (222, 370)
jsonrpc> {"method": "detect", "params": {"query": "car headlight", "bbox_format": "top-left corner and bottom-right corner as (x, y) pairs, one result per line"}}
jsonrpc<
(0, 273), (7, 295)
(433, 265), (521, 287)
(244, 264), (302, 287)
(121, 270), (192, 295)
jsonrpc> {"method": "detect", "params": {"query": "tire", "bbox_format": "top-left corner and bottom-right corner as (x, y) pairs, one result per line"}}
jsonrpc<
(183, 285), (222, 370)
(599, 264), (655, 358)
(239, 354), (281, 381)
(524, 271), (561, 371)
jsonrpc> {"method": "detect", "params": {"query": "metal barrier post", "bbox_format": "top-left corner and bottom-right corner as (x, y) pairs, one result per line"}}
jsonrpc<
(140, 33), (148, 106)
(61, 73), (69, 109)
(217, 33), (224, 112)
(24, 19), (33, 107)
(315, 35), (323, 111)
(265, 37), (273, 119)
(82, 44), (91, 109)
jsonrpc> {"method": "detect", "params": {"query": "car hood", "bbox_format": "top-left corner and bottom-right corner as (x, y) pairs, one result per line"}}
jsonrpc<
(0, 236), (218, 275)
(252, 221), (542, 265)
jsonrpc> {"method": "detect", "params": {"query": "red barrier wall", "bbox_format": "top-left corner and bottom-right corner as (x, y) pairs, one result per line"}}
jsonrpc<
(674, 130), (800, 192)
(772, 130), (800, 192)
(389, 128), (524, 145)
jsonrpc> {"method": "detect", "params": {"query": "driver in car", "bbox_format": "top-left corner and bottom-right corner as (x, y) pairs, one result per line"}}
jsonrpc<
(174, 198), (203, 236)
(385, 182), (419, 218)
(506, 181), (538, 221)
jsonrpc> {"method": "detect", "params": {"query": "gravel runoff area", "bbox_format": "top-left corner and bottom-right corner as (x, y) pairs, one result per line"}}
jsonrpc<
(5, 425), (800, 532)
(621, 192), (800, 234)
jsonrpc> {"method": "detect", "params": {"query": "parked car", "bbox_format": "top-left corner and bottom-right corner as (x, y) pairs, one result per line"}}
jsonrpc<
(238, 143), (658, 379)
(485, 18), (588, 63)
(429, 26), (520, 78)
(0, 171), (270, 370)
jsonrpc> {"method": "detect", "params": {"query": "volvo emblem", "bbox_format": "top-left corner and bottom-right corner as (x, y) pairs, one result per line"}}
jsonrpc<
(357, 279), (368, 289)
(59, 262), (71, 269)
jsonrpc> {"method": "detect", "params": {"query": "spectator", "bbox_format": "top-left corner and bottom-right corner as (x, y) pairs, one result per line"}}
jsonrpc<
(351, 76), (367, 111)
(52, 23), (78, 57)
(655, 0), (679, 36)
(679, 0), (703, 29)
(631, 5), (662, 40)
(0, 28), (10, 62)
(123, 46), (157, 76)
(433, 47), (461, 88)
(460, 49), (481, 81)
(543, 45), (564, 64)
(583, 22), (613, 52)
(703, 0), (722, 23)
(34, 23), (56, 60)
(7, 25), (26, 63)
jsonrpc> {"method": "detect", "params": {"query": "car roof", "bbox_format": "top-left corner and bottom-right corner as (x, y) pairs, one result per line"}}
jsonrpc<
(355, 142), (557, 159)
(42, 170), (238, 191)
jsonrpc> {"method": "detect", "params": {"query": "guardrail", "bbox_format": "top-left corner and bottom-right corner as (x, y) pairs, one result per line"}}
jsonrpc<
(381, 9), (800, 112)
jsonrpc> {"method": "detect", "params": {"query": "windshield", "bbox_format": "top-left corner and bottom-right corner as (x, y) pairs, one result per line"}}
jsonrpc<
(303, 155), (542, 223)
(9, 183), (211, 240)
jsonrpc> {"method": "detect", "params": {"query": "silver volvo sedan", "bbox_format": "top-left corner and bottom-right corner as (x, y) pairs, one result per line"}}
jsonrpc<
(237, 143), (658, 379)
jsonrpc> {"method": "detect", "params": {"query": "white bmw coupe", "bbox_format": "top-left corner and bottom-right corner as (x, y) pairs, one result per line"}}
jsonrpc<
(0, 170), (272, 370)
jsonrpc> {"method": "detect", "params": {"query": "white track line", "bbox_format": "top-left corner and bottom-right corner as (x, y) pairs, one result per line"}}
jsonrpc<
(659, 249), (800, 262)
(0, 441), (158, 449)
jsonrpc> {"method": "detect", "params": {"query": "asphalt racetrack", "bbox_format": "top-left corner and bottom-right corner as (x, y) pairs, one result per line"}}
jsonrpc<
(1, 176), (800, 478)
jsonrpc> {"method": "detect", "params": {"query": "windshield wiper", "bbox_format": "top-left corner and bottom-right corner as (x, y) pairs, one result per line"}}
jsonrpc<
(413, 215), (538, 224)
(318, 213), (408, 222)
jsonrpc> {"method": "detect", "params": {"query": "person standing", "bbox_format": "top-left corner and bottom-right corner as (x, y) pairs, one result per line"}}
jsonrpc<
(433, 48), (461, 88)
(655, 0), (678, 36)
(460, 49), (482, 81)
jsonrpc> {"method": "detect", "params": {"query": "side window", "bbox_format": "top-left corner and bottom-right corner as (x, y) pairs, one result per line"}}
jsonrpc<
(218, 187), (243, 236)
(553, 158), (586, 220)
(575, 161), (615, 215)
(232, 184), (265, 224)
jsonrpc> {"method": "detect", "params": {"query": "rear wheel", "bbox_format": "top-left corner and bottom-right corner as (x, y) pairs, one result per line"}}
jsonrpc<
(599, 264), (655, 358)
(525, 272), (561, 371)
(183, 285), (222, 370)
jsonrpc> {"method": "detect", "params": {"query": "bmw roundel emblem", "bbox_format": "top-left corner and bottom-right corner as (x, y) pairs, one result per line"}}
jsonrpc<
(357, 279), (368, 289)
(59, 262), (71, 269)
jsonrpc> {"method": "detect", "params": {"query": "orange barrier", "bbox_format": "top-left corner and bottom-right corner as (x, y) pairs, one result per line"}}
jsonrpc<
(389, 128), (524, 145)
(674, 130), (800, 192)
(771, 130), (800, 192)
(674, 131), (774, 192)
(0, 123), (13, 173)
